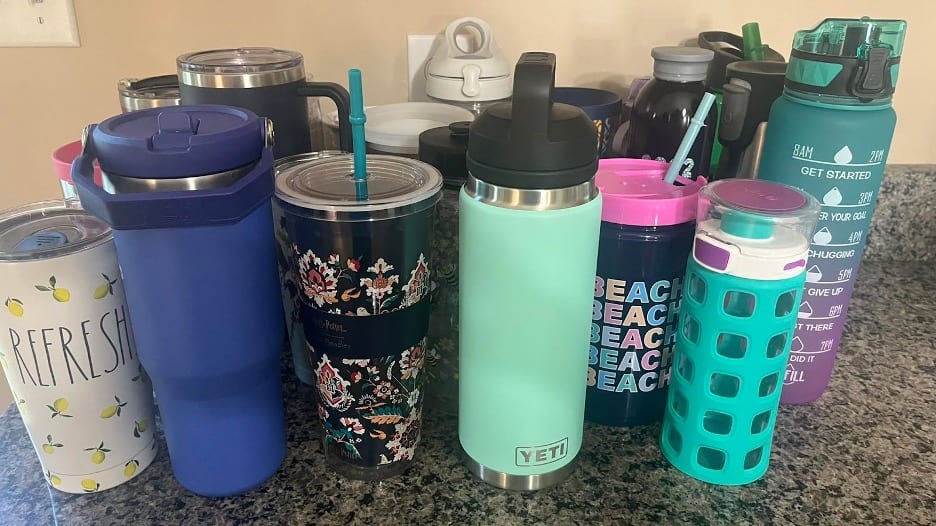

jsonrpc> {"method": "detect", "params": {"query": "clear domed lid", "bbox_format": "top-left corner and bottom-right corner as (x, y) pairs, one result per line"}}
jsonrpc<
(0, 201), (111, 262)
(275, 154), (442, 221)
(177, 48), (306, 87)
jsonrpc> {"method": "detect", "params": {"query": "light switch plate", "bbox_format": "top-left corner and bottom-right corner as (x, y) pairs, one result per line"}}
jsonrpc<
(0, 0), (80, 47)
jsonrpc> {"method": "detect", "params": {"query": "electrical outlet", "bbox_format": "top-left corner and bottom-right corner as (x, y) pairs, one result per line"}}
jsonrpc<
(0, 0), (80, 47)
(407, 35), (438, 102)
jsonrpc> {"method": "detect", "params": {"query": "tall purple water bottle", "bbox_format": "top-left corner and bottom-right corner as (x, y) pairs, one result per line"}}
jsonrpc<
(757, 18), (907, 403)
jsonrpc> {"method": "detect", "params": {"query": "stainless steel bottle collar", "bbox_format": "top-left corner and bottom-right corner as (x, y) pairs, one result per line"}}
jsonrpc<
(464, 452), (579, 491)
(463, 174), (598, 211)
(177, 48), (307, 88)
(81, 119), (274, 194)
(101, 163), (256, 193)
(117, 76), (181, 112)
(179, 66), (306, 88)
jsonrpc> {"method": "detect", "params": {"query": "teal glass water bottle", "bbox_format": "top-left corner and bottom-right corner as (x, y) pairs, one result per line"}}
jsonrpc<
(459, 52), (601, 490)
(757, 18), (907, 404)
(661, 179), (819, 485)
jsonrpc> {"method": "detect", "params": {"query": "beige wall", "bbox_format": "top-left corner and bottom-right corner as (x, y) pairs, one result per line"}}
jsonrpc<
(0, 1), (929, 403)
(0, 0), (930, 210)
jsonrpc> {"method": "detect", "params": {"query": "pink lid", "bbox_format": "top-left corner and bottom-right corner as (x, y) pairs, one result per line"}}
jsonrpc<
(52, 141), (102, 185)
(596, 158), (706, 226)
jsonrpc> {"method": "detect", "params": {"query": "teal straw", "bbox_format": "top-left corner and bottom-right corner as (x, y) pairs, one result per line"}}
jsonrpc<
(664, 92), (717, 185)
(349, 69), (368, 200)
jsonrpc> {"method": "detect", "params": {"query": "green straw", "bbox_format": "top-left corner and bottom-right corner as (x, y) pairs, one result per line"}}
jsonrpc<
(663, 92), (716, 185)
(349, 69), (368, 200)
(742, 22), (765, 61)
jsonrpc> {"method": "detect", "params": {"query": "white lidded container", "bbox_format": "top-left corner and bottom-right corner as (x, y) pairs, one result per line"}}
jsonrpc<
(425, 17), (513, 116)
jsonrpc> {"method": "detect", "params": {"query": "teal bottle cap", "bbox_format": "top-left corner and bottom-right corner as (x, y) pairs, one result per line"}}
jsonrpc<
(785, 17), (907, 103)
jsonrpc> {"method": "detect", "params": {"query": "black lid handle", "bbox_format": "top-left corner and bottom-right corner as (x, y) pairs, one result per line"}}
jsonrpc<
(719, 82), (750, 143)
(297, 81), (353, 152)
(511, 52), (556, 139)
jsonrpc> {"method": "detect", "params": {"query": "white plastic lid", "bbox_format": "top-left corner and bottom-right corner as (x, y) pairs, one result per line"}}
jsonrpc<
(364, 103), (475, 155)
(693, 180), (820, 280)
(425, 17), (513, 102)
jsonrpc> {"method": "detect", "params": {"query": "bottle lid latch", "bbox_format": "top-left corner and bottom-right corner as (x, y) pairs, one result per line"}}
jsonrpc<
(851, 47), (893, 99)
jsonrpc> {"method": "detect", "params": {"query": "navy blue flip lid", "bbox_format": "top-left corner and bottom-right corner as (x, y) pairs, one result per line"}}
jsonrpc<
(72, 104), (274, 230)
(92, 104), (264, 178)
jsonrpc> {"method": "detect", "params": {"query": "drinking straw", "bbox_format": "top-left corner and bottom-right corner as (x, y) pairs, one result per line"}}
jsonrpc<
(663, 92), (717, 185)
(742, 22), (765, 61)
(349, 68), (368, 200)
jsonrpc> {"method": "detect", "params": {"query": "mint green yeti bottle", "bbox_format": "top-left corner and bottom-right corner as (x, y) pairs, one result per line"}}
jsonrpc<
(459, 52), (601, 490)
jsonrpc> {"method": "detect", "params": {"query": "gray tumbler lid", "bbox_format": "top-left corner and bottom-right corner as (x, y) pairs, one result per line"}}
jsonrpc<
(651, 46), (714, 82)
(0, 201), (111, 262)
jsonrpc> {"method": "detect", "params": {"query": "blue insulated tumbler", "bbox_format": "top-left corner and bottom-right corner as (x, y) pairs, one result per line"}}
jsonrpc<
(72, 105), (286, 497)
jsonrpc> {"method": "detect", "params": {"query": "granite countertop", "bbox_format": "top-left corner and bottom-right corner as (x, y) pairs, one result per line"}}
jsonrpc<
(1, 257), (934, 525)
(2, 165), (936, 525)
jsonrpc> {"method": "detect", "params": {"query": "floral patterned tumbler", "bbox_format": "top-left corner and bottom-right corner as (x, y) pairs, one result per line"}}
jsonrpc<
(274, 154), (442, 480)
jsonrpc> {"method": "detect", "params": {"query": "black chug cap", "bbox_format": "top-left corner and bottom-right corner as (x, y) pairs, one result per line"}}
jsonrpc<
(698, 31), (786, 91)
(419, 122), (469, 189)
(467, 52), (598, 190)
(785, 49), (899, 102)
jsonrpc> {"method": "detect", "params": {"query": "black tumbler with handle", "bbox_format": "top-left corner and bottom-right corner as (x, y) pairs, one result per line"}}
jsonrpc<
(178, 48), (352, 158)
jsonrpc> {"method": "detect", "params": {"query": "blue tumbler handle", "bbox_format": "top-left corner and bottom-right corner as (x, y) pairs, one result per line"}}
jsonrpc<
(72, 122), (275, 230)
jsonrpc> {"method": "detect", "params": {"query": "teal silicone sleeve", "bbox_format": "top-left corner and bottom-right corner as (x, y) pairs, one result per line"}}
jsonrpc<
(661, 257), (805, 485)
(458, 189), (601, 476)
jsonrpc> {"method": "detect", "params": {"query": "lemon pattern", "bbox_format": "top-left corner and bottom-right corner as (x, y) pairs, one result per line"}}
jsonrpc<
(42, 435), (64, 454)
(84, 441), (111, 465)
(34, 275), (70, 303)
(80, 479), (100, 492)
(10, 260), (159, 494)
(133, 419), (149, 438)
(46, 398), (73, 418)
(46, 471), (62, 486)
(123, 459), (139, 478)
(100, 396), (127, 419)
(93, 274), (118, 300)
(130, 363), (149, 383)
(4, 297), (23, 317)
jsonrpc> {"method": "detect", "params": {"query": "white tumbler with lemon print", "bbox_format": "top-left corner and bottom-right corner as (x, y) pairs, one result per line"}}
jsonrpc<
(0, 201), (157, 494)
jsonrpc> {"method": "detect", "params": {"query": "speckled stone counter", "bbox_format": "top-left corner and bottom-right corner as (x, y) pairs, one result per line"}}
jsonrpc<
(864, 165), (936, 262)
(1, 167), (934, 525)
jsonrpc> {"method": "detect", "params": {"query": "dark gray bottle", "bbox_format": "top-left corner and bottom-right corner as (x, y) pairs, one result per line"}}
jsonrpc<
(622, 47), (716, 180)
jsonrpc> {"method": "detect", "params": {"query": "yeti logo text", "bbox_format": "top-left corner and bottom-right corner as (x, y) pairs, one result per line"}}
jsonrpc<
(515, 438), (569, 467)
